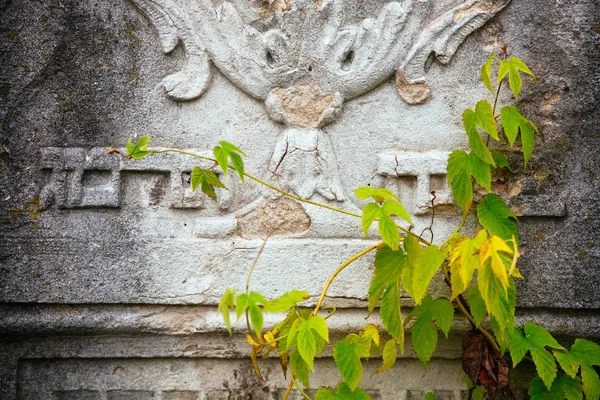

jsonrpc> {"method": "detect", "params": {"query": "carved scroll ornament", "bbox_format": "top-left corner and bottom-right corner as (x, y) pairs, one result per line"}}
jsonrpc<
(128, 0), (510, 203)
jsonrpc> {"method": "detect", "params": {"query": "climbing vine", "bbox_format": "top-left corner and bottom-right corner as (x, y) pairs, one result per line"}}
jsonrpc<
(120, 50), (600, 400)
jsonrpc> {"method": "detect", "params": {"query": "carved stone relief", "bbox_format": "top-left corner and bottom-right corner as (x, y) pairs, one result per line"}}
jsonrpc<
(126, 0), (511, 208)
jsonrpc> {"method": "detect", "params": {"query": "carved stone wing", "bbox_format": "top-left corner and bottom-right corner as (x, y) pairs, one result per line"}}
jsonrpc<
(313, 0), (510, 104)
(397, 0), (511, 104)
(129, 0), (211, 100)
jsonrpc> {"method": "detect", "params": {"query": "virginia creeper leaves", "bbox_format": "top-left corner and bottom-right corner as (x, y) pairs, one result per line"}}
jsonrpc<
(447, 151), (492, 213)
(263, 290), (309, 312)
(500, 105), (537, 167)
(448, 230), (486, 297)
(126, 136), (153, 159)
(334, 334), (370, 390)
(498, 56), (534, 100)
(477, 194), (519, 242)
(356, 187), (411, 250)
(510, 322), (564, 390)
(236, 291), (268, 338)
(377, 339), (398, 374)
(554, 339), (600, 399)
(218, 288), (236, 335)
(288, 315), (329, 371)
(368, 246), (404, 311)
(462, 100), (497, 165)
(481, 52), (496, 94)
(191, 166), (227, 201)
(380, 279), (405, 352)
(529, 376), (583, 400)
(213, 140), (246, 181)
(406, 295), (455, 368)
(401, 236), (447, 305)
(315, 383), (371, 400)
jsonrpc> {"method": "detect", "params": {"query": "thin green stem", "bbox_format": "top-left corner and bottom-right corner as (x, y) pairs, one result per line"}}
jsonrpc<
(312, 242), (384, 316)
(246, 236), (269, 294)
(292, 376), (313, 400)
(455, 296), (501, 353)
(244, 236), (269, 341)
(153, 148), (432, 246)
(487, 80), (504, 147)
(283, 378), (294, 400)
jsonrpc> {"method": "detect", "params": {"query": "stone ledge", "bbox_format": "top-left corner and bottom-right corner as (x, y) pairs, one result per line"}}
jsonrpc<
(1, 304), (598, 339)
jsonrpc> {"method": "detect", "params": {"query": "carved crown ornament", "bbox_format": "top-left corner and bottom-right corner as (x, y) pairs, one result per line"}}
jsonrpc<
(120, 0), (511, 213)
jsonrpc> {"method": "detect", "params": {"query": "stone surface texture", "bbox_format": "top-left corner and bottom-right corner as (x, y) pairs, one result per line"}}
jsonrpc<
(0, 0), (599, 398)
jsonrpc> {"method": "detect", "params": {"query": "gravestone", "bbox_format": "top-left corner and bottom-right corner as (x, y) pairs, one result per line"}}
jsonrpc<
(1, 0), (599, 398)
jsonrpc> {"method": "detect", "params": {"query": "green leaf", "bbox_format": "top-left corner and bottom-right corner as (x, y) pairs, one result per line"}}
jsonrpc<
(334, 336), (367, 390)
(449, 230), (486, 298)
(378, 214), (400, 251)
(554, 339), (600, 399)
(290, 349), (310, 388)
(126, 136), (153, 159)
(498, 56), (535, 100)
(475, 100), (499, 140)
(380, 280), (405, 352)
(382, 199), (412, 224)
(406, 245), (447, 305)
(481, 53), (495, 94)
(217, 288), (236, 335)
(447, 150), (473, 213)
(477, 194), (519, 242)
(478, 268), (516, 346)
(529, 376), (583, 400)
(569, 338), (600, 367)
(219, 140), (246, 156)
(377, 339), (397, 374)
(307, 315), (330, 343)
(510, 322), (564, 390)
(581, 365), (600, 400)
(467, 286), (487, 328)
(361, 324), (380, 347)
(235, 292), (267, 337)
(423, 393), (436, 400)
(213, 146), (229, 175)
(230, 152), (245, 182)
(264, 290), (309, 312)
(368, 246), (405, 311)
(361, 203), (380, 236)
(500, 105), (538, 167)
(463, 104), (496, 165)
(213, 140), (245, 181)
(249, 304), (264, 338)
(469, 153), (492, 192)
(315, 383), (371, 400)
(406, 295), (455, 368)
(492, 150), (512, 171)
(472, 386), (485, 400)
(297, 318), (318, 371)
(191, 166), (227, 201)
(354, 187), (395, 202)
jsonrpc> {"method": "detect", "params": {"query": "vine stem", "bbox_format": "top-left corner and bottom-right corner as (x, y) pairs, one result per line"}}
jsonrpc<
(152, 148), (432, 246)
(244, 235), (269, 341)
(487, 79), (504, 147)
(439, 260), (501, 353)
(312, 242), (384, 316)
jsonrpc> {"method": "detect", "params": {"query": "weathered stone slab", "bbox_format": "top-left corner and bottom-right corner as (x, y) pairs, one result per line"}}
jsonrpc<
(1, 0), (600, 398)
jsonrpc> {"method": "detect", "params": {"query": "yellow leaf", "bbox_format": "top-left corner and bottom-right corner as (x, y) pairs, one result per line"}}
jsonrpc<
(246, 333), (262, 347)
(479, 236), (513, 289)
(250, 345), (265, 381)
